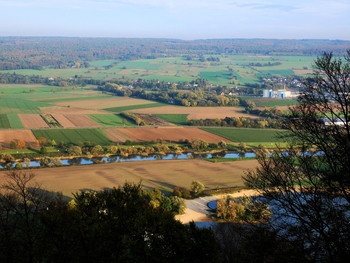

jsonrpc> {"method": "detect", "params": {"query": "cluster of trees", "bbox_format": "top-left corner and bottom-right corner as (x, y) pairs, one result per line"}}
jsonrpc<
(98, 82), (241, 107)
(173, 181), (206, 199)
(246, 62), (282, 67)
(1, 138), (232, 169)
(189, 116), (283, 129)
(0, 171), (218, 262)
(216, 196), (271, 222)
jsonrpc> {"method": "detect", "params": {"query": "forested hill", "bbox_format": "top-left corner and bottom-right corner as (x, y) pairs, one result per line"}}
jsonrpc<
(1, 37), (350, 70)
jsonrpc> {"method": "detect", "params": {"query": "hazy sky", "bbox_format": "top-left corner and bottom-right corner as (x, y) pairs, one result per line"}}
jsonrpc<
(0, 0), (349, 40)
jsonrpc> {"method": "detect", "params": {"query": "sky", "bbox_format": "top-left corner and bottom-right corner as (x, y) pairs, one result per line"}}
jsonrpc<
(0, 0), (349, 40)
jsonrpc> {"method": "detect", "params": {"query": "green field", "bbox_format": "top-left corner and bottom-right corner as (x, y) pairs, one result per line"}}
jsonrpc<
(88, 114), (136, 127)
(154, 114), (188, 125)
(0, 84), (83, 95)
(104, 103), (167, 113)
(201, 127), (286, 143)
(0, 114), (11, 128)
(32, 129), (112, 145)
(38, 95), (114, 103)
(5, 114), (24, 128)
(260, 69), (295, 76)
(89, 60), (117, 67)
(255, 100), (299, 107)
(0, 97), (49, 114)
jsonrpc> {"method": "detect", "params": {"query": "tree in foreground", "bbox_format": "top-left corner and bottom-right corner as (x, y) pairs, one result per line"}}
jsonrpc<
(243, 51), (350, 262)
(0, 171), (219, 263)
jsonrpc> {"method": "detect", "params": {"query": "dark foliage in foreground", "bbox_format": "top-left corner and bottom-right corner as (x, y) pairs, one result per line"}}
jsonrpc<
(0, 171), (218, 263)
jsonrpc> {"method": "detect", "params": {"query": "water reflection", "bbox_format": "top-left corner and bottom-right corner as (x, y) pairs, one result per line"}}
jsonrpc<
(1, 151), (258, 169)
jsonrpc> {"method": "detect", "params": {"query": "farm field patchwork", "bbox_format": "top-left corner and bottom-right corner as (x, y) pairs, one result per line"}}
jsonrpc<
(201, 127), (286, 143)
(104, 127), (232, 143)
(129, 106), (259, 119)
(32, 128), (112, 145)
(0, 55), (317, 86)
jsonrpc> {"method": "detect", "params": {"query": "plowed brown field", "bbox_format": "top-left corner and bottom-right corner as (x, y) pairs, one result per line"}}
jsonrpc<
(129, 106), (259, 119)
(105, 127), (232, 143)
(18, 114), (49, 128)
(0, 130), (37, 144)
(64, 115), (101, 127)
(53, 97), (156, 110)
(51, 114), (76, 127)
(103, 128), (133, 142)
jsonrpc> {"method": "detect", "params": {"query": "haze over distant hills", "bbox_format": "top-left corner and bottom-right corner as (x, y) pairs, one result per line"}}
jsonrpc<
(1, 37), (350, 71)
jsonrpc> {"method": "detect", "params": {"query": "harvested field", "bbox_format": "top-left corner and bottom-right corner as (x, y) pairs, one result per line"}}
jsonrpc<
(129, 106), (259, 119)
(0, 130), (37, 144)
(104, 128), (133, 142)
(18, 114), (49, 128)
(0, 159), (259, 196)
(105, 127), (232, 143)
(51, 114), (76, 128)
(64, 115), (101, 127)
(41, 106), (112, 115)
(53, 97), (155, 110)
